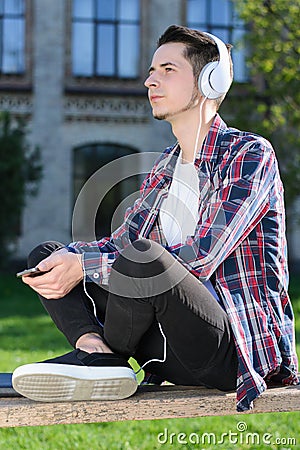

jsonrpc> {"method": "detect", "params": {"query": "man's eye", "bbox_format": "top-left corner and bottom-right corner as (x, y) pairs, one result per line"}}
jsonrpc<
(165, 67), (173, 72)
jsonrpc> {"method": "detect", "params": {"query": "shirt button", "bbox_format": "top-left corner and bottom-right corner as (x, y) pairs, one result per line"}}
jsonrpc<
(93, 273), (100, 279)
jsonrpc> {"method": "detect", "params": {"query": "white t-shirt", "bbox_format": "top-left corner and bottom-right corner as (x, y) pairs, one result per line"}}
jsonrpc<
(160, 151), (219, 302)
(160, 151), (199, 246)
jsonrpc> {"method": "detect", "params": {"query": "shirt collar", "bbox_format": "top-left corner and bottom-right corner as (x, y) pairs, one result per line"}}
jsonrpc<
(163, 114), (228, 175)
(195, 113), (228, 162)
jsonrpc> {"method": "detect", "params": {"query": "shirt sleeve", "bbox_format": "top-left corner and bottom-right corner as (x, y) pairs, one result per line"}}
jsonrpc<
(68, 197), (145, 285)
(166, 138), (278, 280)
(68, 151), (166, 285)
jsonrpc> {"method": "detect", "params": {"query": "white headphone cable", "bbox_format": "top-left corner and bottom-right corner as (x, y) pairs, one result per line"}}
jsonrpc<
(81, 96), (207, 378)
(136, 96), (208, 377)
(134, 322), (167, 376)
(82, 266), (104, 328)
(193, 96), (207, 162)
(82, 266), (166, 377)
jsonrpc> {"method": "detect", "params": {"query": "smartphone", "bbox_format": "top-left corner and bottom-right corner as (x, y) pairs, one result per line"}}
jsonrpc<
(0, 373), (22, 397)
(16, 267), (41, 278)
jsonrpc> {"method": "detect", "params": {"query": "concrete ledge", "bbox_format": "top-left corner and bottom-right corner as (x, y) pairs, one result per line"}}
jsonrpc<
(0, 383), (299, 428)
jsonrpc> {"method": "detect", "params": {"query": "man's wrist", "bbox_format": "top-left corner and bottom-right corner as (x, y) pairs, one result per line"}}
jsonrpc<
(65, 245), (78, 254)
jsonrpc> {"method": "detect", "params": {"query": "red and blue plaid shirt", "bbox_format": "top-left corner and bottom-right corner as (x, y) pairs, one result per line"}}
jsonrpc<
(71, 114), (298, 411)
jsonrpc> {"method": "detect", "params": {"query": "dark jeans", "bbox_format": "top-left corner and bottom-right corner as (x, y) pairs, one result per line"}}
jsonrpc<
(28, 239), (238, 391)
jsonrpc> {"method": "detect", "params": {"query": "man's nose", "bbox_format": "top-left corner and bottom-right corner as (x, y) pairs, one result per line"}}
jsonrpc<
(144, 73), (159, 88)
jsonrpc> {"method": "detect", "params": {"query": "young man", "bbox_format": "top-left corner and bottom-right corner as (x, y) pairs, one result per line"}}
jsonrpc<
(13, 25), (298, 411)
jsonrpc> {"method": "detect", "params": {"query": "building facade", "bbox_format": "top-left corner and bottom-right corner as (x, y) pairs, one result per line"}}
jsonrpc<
(2, 0), (298, 264)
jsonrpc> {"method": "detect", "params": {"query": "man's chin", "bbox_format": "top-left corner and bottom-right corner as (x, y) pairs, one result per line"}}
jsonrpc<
(153, 113), (167, 121)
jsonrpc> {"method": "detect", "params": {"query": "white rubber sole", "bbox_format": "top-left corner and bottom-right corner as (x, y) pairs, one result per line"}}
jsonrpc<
(12, 363), (138, 402)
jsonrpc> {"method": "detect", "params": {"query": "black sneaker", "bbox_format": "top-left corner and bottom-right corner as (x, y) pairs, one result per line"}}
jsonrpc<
(12, 349), (137, 402)
(141, 372), (164, 386)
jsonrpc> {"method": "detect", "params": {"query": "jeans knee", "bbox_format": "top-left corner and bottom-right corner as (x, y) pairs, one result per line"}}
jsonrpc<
(27, 241), (64, 267)
(111, 239), (172, 283)
(131, 238), (152, 252)
(127, 239), (165, 263)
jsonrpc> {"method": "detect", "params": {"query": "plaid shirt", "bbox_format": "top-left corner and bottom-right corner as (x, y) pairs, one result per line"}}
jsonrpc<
(71, 114), (298, 411)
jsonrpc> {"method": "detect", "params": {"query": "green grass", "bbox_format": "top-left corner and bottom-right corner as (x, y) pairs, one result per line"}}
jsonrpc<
(0, 274), (299, 450)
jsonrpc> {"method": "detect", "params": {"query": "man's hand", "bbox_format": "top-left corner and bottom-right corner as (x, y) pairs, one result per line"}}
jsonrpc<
(22, 248), (84, 299)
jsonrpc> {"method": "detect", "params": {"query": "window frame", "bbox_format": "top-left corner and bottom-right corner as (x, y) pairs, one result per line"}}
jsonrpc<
(186, 0), (248, 83)
(72, 142), (141, 240)
(65, 0), (147, 93)
(71, 0), (141, 80)
(0, 0), (25, 74)
(0, 0), (33, 90)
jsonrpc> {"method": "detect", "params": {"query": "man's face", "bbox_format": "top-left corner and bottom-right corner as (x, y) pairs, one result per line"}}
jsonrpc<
(144, 42), (200, 122)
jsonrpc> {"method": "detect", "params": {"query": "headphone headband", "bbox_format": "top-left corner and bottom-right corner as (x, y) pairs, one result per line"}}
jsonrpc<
(198, 32), (232, 99)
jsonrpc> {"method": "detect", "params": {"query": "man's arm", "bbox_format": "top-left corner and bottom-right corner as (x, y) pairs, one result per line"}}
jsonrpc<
(67, 149), (171, 285)
(167, 139), (279, 279)
(21, 248), (84, 299)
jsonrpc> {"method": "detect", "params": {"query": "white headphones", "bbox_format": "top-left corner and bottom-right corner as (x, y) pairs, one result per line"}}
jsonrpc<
(198, 32), (232, 99)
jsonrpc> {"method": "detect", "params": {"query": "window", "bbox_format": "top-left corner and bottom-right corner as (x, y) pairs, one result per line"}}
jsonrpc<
(72, 0), (140, 78)
(73, 144), (140, 240)
(187, 0), (248, 82)
(0, 0), (25, 74)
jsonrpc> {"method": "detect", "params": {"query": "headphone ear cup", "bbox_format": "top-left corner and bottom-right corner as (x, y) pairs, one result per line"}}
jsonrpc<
(198, 32), (232, 100)
(198, 61), (220, 99)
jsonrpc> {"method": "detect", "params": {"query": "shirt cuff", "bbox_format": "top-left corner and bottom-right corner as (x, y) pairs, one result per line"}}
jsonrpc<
(65, 245), (78, 254)
(82, 252), (110, 285)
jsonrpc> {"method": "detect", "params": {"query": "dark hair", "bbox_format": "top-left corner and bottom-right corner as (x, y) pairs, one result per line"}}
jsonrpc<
(157, 25), (233, 107)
